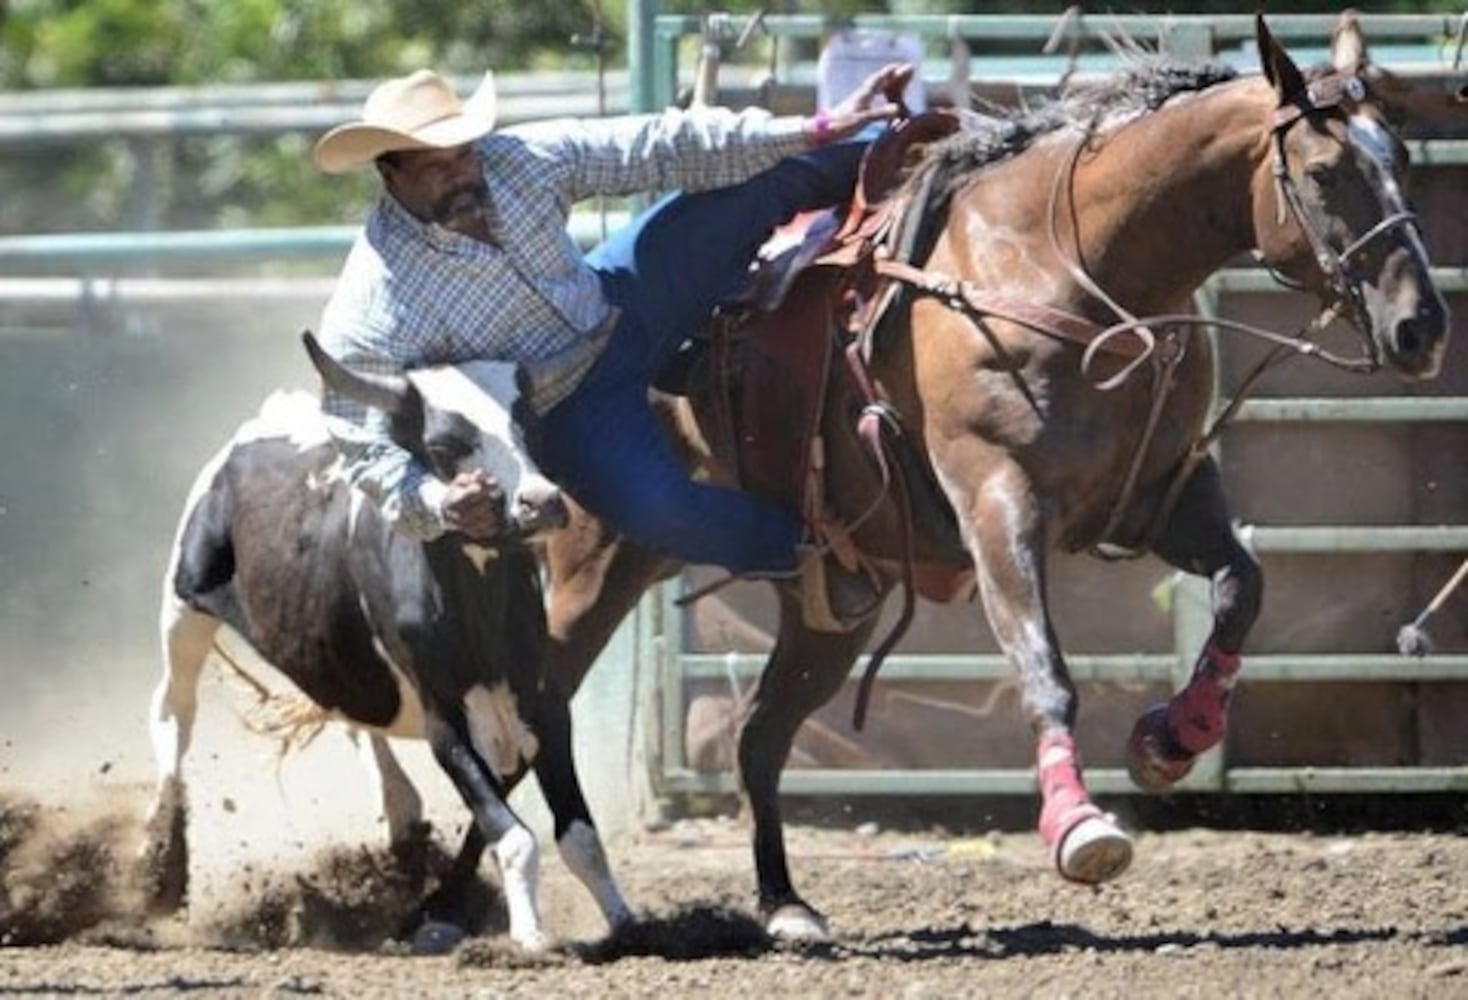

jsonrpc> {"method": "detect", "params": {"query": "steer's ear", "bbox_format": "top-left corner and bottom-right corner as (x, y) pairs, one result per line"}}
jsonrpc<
(302, 330), (413, 417)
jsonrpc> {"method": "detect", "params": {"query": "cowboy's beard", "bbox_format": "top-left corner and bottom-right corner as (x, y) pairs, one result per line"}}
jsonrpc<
(433, 179), (493, 230)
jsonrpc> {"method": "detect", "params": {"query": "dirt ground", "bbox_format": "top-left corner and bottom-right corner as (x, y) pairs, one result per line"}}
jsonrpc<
(2, 787), (1465, 999)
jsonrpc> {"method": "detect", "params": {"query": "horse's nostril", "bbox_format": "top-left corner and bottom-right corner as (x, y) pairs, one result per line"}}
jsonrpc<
(1395, 320), (1421, 357)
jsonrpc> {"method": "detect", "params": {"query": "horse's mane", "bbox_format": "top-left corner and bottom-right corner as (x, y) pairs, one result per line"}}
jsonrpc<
(902, 58), (1240, 263)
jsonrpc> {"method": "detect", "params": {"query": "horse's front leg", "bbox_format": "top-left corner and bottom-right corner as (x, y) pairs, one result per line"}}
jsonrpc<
(1128, 456), (1262, 790)
(957, 459), (1133, 884)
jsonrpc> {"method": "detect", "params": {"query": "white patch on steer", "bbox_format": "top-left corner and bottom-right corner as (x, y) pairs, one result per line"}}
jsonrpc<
(359, 595), (428, 739)
(463, 684), (539, 779)
(237, 390), (333, 450)
(461, 542), (499, 574)
(493, 823), (549, 951)
(350, 731), (424, 846)
(558, 819), (634, 929)
(409, 363), (531, 488)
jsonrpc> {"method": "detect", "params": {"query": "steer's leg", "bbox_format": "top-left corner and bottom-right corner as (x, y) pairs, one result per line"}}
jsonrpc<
(424, 708), (549, 952)
(943, 455), (1132, 885)
(348, 729), (425, 851)
(532, 687), (634, 933)
(740, 587), (879, 941)
(141, 593), (220, 913)
(1128, 457), (1262, 790)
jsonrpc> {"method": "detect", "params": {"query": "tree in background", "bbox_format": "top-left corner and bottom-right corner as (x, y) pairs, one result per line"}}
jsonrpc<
(0, 1), (1460, 240)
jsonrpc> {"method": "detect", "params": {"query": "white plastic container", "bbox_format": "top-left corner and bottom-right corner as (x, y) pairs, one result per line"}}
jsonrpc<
(816, 30), (927, 112)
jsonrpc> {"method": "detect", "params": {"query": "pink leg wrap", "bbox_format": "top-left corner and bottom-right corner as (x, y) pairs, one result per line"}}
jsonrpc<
(1164, 641), (1242, 756)
(1036, 732), (1099, 848)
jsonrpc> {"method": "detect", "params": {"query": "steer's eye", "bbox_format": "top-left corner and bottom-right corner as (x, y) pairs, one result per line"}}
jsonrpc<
(425, 436), (472, 479)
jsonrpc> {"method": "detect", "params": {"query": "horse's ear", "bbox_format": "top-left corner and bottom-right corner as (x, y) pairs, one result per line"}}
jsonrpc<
(1329, 8), (1369, 76)
(1256, 13), (1307, 105)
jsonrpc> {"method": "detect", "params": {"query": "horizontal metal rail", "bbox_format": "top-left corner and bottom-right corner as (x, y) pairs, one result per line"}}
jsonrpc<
(1234, 398), (1468, 422)
(659, 765), (1468, 797)
(0, 73), (633, 147)
(1240, 525), (1468, 553)
(0, 214), (631, 268)
(666, 12), (1467, 45)
(680, 653), (1468, 685)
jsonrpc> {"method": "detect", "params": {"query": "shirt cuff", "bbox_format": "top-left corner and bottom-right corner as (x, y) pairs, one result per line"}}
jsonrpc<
(416, 476), (451, 533)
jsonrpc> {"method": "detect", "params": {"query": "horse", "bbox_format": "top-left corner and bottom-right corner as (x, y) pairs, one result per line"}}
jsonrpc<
(534, 14), (1449, 941)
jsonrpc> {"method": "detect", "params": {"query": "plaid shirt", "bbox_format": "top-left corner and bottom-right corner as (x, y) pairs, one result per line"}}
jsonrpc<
(317, 106), (810, 539)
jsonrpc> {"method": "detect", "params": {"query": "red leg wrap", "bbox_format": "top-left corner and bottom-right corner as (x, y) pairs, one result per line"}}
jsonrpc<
(1036, 732), (1099, 848)
(1164, 641), (1242, 756)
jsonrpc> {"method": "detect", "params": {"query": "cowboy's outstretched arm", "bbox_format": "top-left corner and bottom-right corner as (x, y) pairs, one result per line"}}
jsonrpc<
(512, 62), (914, 202)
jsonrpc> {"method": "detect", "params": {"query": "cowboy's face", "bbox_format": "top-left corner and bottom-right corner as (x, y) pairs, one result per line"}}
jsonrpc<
(379, 144), (490, 234)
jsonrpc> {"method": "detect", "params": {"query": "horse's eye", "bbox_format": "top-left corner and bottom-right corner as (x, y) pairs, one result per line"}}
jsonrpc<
(1304, 160), (1340, 188)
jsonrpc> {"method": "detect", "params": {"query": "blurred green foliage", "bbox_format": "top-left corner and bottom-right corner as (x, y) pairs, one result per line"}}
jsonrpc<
(0, 1), (1460, 242)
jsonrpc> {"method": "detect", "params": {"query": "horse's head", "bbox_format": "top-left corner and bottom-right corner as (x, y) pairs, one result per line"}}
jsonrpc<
(1252, 14), (1449, 379)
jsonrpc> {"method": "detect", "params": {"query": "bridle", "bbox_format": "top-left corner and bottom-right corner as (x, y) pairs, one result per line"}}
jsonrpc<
(1267, 70), (1422, 371)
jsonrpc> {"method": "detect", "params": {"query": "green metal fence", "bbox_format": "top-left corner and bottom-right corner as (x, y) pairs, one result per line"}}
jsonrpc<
(634, 10), (1468, 803)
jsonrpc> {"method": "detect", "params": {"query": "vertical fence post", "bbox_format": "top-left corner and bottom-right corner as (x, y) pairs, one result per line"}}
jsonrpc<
(628, 0), (662, 114)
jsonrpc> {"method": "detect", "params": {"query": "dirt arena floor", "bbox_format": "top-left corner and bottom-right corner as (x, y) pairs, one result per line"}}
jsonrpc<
(2, 785), (1465, 999)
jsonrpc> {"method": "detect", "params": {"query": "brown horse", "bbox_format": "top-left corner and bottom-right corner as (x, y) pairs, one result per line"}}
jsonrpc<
(539, 15), (1450, 941)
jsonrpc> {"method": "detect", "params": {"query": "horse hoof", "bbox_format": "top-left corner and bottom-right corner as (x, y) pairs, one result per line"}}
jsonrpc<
(766, 902), (830, 942)
(1126, 704), (1195, 792)
(1056, 813), (1133, 885)
(412, 919), (467, 956)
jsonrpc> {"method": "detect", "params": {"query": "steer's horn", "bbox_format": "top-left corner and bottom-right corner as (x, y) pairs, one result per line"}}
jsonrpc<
(301, 330), (412, 416)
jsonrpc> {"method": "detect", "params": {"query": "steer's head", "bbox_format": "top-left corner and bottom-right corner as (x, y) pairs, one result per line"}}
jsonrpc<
(303, 331), (567, 541)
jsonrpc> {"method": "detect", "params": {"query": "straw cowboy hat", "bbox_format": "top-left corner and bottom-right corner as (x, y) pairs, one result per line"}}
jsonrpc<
(313, 69), (498, 174)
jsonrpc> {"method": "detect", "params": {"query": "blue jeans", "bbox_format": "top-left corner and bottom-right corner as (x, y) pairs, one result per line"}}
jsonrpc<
(536, 141), (866, 575)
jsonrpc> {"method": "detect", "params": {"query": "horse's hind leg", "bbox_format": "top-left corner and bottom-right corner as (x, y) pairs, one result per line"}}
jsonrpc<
(739, 590), (879, 941)
(1128, 457), (1262, 790)
(953, 459), (1133, 884)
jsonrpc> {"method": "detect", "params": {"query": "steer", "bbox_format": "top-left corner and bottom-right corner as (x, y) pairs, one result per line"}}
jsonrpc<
(141, 331), (632, 950)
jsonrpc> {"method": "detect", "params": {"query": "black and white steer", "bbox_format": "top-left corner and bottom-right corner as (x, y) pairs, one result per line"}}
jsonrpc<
(144, 332), (631, 950)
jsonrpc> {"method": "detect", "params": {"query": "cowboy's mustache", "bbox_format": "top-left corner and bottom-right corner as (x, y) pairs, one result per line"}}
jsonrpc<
(432, 180), (489, 223)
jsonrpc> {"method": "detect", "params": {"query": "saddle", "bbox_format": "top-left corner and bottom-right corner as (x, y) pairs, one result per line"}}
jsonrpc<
(694, 110), (970, 605)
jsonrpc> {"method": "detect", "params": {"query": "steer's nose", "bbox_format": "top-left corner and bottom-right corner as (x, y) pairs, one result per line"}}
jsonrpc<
(513, 478), (569, 535)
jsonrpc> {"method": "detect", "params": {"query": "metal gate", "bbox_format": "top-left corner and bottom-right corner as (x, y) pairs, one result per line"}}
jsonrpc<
(633, 11), (1468, 802)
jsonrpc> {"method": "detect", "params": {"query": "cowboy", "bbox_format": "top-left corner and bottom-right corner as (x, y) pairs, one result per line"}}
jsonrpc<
(312, 64), (911, 627)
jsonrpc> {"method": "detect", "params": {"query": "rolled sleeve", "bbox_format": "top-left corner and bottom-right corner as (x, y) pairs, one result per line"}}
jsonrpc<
(508, 107), (811, 202)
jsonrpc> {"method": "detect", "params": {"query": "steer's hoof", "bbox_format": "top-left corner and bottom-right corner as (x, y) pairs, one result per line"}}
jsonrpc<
(1126, 704), (1196, 792)
(1056, 813), (1133, 885)
(765, 902), (830, 943)
(137, 802), (190, 916)
(412, 919), (467, 956)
